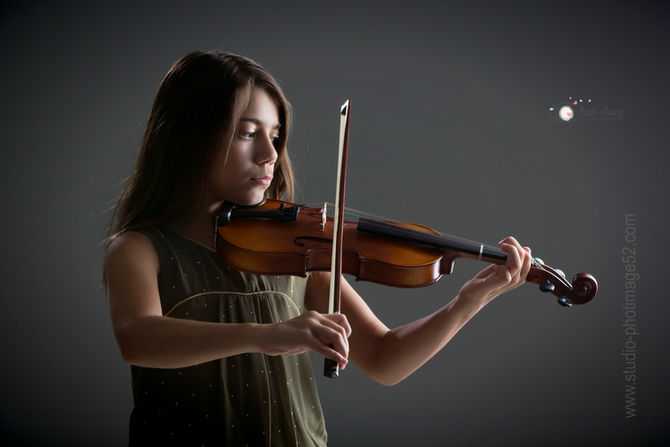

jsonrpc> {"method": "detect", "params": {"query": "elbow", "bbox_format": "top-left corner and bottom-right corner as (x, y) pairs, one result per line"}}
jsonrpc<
(362, 334), (414, 386)
(117, 336), (139, 366)
(383, 376), (405, 387)
(118, 342), (141, 365)
(376, 375), (406, 387)
(114, 319), (146, 366)
(366, 368), (409, 387)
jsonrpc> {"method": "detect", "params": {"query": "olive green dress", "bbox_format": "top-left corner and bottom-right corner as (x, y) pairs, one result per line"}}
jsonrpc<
(129, 227), (327, 446)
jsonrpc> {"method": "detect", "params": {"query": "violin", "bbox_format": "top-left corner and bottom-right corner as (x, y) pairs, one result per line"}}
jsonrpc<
(215, 99), (597, 378)
(215, 199), (598, 307)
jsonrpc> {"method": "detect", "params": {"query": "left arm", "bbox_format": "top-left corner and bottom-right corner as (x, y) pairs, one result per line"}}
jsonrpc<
(305, 236), (532, 386)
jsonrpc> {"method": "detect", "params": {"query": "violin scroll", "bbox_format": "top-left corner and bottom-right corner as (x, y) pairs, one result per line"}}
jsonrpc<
(571, 273), (598, 305)
(530, 259), (598, 306)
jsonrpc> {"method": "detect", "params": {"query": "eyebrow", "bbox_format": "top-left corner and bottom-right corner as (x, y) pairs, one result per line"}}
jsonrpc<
(239, 117), (281, 129)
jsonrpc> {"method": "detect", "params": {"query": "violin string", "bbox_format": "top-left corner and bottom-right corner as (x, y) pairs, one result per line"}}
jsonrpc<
(306, 202), (518, 263)
(304, 203), (560, 278)
(304, 202), (390, 223)
(308, 202), (497, 249)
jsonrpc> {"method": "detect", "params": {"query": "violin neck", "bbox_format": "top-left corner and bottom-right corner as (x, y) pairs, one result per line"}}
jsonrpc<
(357, 218), (507, 264)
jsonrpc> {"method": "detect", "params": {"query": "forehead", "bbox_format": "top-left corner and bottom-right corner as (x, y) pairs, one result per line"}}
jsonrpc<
(241, 88), (280, 125)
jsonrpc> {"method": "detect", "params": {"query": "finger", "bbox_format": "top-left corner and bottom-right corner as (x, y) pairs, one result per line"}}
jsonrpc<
(319, 314), (350, 346)
(501, 236), (526, 273)
(313, 342), (348, 367)
(512, 245), (532, 285)
(312, 318), (349, 359)
(301, 311), (349, 358)
(325, 313), (352, 338)
(519, 246), (532, 283)
(322, 330), (349, 362)
(499, 241), (522, 278)
(319, 314), (352, 356)
(297, 316), (348, 365)
(499, 239), (534, 290)
(499, 235), (521, 249)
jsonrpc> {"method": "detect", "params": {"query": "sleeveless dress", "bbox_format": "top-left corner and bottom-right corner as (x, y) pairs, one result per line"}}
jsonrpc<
(129, 227), (327, 446)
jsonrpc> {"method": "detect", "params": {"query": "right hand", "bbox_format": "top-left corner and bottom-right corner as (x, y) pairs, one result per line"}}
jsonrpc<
(262, 311), (352, 369)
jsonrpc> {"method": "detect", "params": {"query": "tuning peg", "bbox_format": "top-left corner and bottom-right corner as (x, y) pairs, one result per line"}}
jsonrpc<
(539, 280), (555, 293)
(557, 296), (573, 307)
(555, 268), (566, 278)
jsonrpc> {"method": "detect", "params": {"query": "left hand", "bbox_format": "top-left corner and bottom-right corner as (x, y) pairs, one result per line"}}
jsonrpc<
(457, 236), (533, 308)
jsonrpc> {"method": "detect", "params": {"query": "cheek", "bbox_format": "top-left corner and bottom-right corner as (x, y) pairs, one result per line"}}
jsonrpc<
(222, 142), (250, 171)
(207, 154), (233, 187)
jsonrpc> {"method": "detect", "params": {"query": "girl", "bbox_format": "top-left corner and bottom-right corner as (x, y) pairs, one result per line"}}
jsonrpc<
(105, 51), (532, 446)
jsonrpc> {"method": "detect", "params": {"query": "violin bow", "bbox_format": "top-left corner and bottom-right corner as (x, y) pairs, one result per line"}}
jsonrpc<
(324, 99), (351, 378)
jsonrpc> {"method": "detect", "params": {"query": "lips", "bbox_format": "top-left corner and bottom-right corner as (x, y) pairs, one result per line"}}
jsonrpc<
(251, 176), (273, 185)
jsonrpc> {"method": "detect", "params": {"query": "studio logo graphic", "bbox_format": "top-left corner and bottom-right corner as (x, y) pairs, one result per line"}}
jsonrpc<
(548, 97), (623, 123)
(558, 105), (574, 122)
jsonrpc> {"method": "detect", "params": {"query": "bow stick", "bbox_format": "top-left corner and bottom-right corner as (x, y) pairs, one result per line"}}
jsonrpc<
(324, 99), (351, 378)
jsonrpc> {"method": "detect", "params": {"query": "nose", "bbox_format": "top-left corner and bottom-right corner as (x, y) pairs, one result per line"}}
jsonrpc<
(255, 134), (278, 166)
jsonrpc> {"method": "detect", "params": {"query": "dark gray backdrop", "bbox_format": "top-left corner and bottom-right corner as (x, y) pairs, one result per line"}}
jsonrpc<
(1, 1), (668, 445)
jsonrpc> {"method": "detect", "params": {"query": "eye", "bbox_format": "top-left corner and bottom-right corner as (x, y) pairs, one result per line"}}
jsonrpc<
(239, 130), (256, 139)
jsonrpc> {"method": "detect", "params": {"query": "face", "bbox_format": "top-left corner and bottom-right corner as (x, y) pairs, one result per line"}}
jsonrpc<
(208, 88), (280, 206)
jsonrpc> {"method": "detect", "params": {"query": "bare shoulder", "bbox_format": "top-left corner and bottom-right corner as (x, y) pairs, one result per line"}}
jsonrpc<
(104, 231), (160, 299)
(105, 231), (158, 272)
(106, 230), (155, 255)
(106, 230), (163, 322)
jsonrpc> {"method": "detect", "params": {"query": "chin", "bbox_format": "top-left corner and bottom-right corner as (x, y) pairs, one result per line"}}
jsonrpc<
(231, 193), (266, 207)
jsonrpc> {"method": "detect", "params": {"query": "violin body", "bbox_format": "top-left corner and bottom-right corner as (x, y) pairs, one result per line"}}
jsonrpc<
(216, 199), (598, 306)
(217, 200), (448, 288)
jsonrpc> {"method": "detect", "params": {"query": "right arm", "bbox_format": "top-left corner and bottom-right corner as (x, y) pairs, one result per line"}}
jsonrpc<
(105, 231), (350, 369)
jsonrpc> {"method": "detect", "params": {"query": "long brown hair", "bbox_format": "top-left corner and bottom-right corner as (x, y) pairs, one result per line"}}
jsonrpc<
(107, 51), (294, 243)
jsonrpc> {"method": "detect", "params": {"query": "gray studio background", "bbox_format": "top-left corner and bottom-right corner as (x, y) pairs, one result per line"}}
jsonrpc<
(1, 1), (668, 445)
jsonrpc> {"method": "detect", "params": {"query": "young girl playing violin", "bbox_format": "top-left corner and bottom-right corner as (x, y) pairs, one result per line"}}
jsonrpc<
(105, 51), (533, 446)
